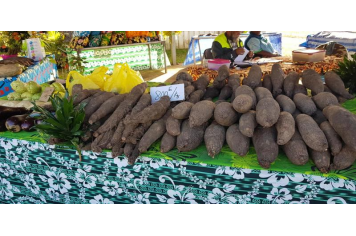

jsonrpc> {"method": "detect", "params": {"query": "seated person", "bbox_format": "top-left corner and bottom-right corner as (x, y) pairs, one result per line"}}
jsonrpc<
(245, 31), (280, 58)
(212, 31), (253, 63)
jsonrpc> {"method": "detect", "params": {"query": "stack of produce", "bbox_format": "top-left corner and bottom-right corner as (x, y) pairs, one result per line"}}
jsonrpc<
(7, 80), (65, 101)
(31, 63), (356, 173)
(0, 105), (35, 132)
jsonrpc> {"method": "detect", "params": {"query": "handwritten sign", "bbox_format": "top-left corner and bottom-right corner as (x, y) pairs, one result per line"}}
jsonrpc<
(150, 84), (184, 104)
(38, 87), (55, 102)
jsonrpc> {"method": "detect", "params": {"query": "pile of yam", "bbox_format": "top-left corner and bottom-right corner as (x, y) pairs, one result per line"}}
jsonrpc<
(75, 65), (356, 172)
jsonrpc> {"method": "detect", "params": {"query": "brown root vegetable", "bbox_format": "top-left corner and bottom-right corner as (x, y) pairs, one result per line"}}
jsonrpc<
(292, 108), (302, 120)
(323, 84), (332, 93)
(88, 94), (127, 125)
(95, 83), (147, 136)
(276, 112), (295, 145)
(293, 93), (317, 115)
(82, 142), (92, 151)
(166, 116), (182, 136)
(254, 87), (273, 102)
(216, 65), (230, 82)
(283, 71), (300, 98)
(72, 84), (83, 96)
(188, 90), (204, 104)
(172, 102), (194, 119)
(176, 71), (193, 82)
(330, 146), (356, 170)
(184, 85), (195, 100)
(256, 98), (280, 128)
(193, 74), (210, 90)
(312, 92), (339, 110)
(204, 121), (226, 158)
(324, 71), (355, 100)
(235, 85), (257, 108)
(160, 132), (177, 153)
(301, 69), (324, 95)
(177, 119), (207, 152)
(214, 102), (239, 126)
(276, 95), (296, 114)
(212, 79), (226, 90)
(128, 145), (141, 165)
(218, 85), (233, 100)
(110, 121), (125, 146)
(124, 143), (135, 157)
(296, 114), (328, 152)
(74, 89), (100, 105)
(138, 109), (171, 153)
(262, 74), (273, 92)
(271, 63), (285, 97)
(253, 126), (279, 169)
(126, 121), (153, 145)
(0, 64), (23, 77)
(189, 100), (215, 127)
(310, 149), (330, 173)
(203, 86), (220, 100)
(228, 74), (240, 91)
(337, 96), (348, 104)
(293, 84), (308, 96)
(91, 132), (105, 153)
(126, 96), (170, 125)
(226, 124), (250, 156)
(112, 142), (125, 158)
(243, 64), (262, 89)
(283, 130), (309, 166)
(323, 105), (356, 152)
(320, 121), (342, 156)
(239, 110), (257, 137)
(172, 80), (191, 87)
(232, 94), (253, 113)
(312, 109), (327, 125)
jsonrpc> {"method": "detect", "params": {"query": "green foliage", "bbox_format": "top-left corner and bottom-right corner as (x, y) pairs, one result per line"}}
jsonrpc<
(40, 31), (69, 69)
(31, 92), (86, 160)
(67, 49), (88, 74)
(335, 54), (356, 94)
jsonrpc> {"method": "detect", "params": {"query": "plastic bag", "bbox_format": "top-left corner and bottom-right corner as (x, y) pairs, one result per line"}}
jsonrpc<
(103, 63), (144, 94)
(66, 71), (100, 95)
(86, 66), (108, 89)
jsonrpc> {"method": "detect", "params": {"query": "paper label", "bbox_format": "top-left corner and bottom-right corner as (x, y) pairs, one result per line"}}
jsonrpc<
(38, 87), (55, 102)
(150, 84), (184, 104)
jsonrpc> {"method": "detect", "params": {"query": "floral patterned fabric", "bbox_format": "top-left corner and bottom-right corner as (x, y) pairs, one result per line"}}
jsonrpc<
(0, 137), (355, 204)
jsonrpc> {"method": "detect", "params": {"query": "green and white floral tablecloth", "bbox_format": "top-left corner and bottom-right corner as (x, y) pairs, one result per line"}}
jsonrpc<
(68, 42), (170, 75)
(1, 99), (356, 204)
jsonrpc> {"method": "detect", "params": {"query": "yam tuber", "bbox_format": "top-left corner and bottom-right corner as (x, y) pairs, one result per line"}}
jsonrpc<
(184, 85), (195, 100)
(276, 95), (296, 114)
(283, 130), (309, 166)
(176, 119), (207, 152)
(276, 111), (295, 145)
(232, 94), (253, 113)
(296, 114), (328, 152)
(238, 110), (257, 138)
(189, 100), (216, 127)
(216, 65), (230, 82)
(324, 71), (354, 100)
(301, 69), (324, 95)
(214, 102), (239, 126)
(311, 109), (327, 125)
(203, 86), (220, 100)
(271, 63), (285, 97)
(293, 93), (317, 115)
(160, 132), (177, 153)
(254, 87), (273, 102)
(312, 92), (339, 110)
(172, 102), (194, 119)
(193, 74), (210, 91)
(320, 121), (342, 156)
(188, 90), (204, 104)
(256, 97), (280, 128)
(226, 124), (250, 156)
(330, 146), (356, 170)
(204, 121), (226, 158)
(176, 71), (193, 82)
(218, 85), (233, 100)
(253, 126), (279, 169)
(293, 84), (308, 97)
(310, 149), (330, 173)
(283, 71), (300, 98)
(262, 74), (273, 92)
(235, 85), (257, 108)
(243, 64), (262, 89)
(166, 115), (182, 136)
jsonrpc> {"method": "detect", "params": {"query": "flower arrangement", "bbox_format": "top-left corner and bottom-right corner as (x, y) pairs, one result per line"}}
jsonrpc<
(0, 31), (30, 55)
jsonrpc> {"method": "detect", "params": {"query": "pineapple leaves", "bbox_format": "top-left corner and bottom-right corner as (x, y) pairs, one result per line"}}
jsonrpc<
(335, 54), (356, 94)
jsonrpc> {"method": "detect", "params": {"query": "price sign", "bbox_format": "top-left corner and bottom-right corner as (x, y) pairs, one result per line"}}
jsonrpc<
(150, 84), (184, 104)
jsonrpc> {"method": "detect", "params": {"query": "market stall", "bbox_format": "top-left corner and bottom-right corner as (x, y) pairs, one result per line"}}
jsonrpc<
(0, 56), (58, 97)
(183, 32), (282, 66)
(0, 97), (355, 204)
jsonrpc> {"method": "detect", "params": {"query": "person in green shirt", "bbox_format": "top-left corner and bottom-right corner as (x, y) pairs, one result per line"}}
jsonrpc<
(245, 31), (280, 58)
(212, 31), (254, 62)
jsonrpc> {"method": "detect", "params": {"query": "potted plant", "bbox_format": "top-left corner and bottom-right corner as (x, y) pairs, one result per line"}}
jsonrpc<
(0, 31), (30, 59)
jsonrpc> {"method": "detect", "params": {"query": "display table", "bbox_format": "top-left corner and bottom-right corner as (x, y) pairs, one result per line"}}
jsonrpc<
(300, 31), (356, 52)
(0, 56), (58, 97)
(1, 99), (356, 204)
(68, 41), (170, 75)
(183, 33), (283, 66)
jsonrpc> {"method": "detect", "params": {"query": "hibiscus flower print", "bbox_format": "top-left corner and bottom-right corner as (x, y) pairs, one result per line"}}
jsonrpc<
(0, 177), (13, 200)
(166, 187), (197, 204)
(75, 169), (96, 189)
(24, 174), (40, 195)
(259, 170), (304, 187)
(267, 188), (293, 204)
(0, 163), (14, 177)
(135, 193), (150, 204)
(6, 151), (19, 164)
(117, 169), (134, 182)
(45, 188), (60, 201)
(319, 178), (345, 191)
(46, 170), (72, 193)
(207, 188), (236, 204)
(149, 159), (165, 169)
(114, 157), (128, 168)
(90, 194), (114, 204)
(224, 167), (252, 179)
(103, 181), (122, 196)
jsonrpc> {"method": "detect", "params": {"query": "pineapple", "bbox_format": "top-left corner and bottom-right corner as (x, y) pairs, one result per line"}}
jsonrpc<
(335, 54), (356, 95)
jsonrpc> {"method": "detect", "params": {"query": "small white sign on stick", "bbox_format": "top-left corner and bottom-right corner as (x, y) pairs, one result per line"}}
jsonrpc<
(150, 84), (185, 104)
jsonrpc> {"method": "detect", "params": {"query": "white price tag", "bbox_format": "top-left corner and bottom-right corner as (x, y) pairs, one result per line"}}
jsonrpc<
(150, 84), (184, 104)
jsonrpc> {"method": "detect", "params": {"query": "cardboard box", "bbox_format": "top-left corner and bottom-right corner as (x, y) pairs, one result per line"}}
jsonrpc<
(292, 49), (326, 62)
